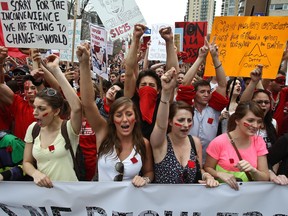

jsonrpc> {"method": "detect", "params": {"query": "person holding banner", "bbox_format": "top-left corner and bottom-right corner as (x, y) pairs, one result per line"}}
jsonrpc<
(78, 45), (154, 187)
(124, 24), (179, 140)
(176, 38), (229, 164)
(204, 101), (270, 191)
(150, 67), (218, 187)
(23, 54), (82, 188)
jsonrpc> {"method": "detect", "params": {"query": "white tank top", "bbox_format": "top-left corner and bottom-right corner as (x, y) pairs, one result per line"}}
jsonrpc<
(98, 147), (143, 182)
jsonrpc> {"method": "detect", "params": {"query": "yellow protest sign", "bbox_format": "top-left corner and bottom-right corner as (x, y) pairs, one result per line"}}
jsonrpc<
(205, 16), (288, 79)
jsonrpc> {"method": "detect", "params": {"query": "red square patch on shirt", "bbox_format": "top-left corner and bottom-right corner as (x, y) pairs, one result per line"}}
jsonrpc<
(207, 118), (214, 124)
(1, 2), (9, 11)
(130, 157), (138, 164)
(229, 158), (234, 164)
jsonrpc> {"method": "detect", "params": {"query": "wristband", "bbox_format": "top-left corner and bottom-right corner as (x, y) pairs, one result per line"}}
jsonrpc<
(160, 99), (169, 104)
(143, 176), (151, 184)
(215, 63), (222, 69)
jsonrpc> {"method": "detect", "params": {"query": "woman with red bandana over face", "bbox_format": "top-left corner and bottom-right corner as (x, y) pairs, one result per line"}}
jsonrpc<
(204, 101), (270, 191)
(79, 45), (154, 187)
(23, 54), (82, 188)
(124, 24), (180, 140)
(150, 67), (218, 187)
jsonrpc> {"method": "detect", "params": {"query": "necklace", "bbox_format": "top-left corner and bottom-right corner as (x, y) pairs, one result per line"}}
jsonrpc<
(270, 91), (280, 112)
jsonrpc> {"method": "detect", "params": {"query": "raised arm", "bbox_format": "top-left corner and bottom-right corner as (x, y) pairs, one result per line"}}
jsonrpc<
(159, 27), (179, 73)
(150, 67), (177, 154)
(182, 39), (209, 86)
(0, 46), (14, 105)
(209, 37), (226, 97)
(41, 55), (82, 134)
(124, 24), (146, 98)
(78, 46), (107, 149)
(240, 65), (263, 102)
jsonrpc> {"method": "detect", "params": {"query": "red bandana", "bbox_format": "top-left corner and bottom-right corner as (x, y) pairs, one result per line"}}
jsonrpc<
(103, 97), (110, 114)
(138, 86), (158, 124)
(176, 85), (196, 105)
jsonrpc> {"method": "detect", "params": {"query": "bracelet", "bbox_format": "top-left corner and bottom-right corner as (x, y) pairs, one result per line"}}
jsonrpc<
(143, 176), (151, 184)
(214, 63), (222, 69)
(160, 99), (169, 104)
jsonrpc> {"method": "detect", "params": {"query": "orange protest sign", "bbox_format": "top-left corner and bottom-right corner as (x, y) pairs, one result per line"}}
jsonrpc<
(205, 16), (288, 79)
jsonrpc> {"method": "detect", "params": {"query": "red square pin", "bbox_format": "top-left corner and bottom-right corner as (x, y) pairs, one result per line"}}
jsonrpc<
(1, 2), (9, 11)
(130, 157), (138, 164)
(207, 118), (214, 124)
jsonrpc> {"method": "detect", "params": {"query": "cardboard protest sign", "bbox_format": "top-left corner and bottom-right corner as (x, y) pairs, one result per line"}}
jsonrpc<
(175, 22), (207, 63)
(92, 0), (146, 41)
(205, 16), (288, 79)
(90, 24), (108, 81)
(0, 0), (68, 49)
(60, 20), (82, 62)
(148, 24), (173, 62)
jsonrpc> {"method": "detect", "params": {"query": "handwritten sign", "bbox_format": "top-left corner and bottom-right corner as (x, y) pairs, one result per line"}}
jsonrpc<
(60, 20), (82, 62)
(175, 22), (207, 63)
(148, 23), (173, 62)
(90, 24), (108, 81)
(205, 16), (288, 79)
(91, 0), (146, 41)
(0, 0), (68, 49)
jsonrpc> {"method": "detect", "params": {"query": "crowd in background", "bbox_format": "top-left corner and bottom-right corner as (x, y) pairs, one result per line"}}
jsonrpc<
(1, 24), (288, 190)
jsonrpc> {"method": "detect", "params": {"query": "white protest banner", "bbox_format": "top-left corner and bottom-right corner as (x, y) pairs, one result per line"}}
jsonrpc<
(91, 0), (146, 41)
(60, 20), (82, 62)
(0, 182), (288, 215)
(148, 24), (173, 62)
(90, 24), (109, 80)
(0, 0), (68, 49)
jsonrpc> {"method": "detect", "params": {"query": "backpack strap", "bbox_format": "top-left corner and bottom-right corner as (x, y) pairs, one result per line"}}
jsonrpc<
(32, 123), (41, 144)
(61, 120), (80, 179)
(188, 135), (197, 156)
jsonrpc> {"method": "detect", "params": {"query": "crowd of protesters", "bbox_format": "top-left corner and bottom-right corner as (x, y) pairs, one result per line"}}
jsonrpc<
(1, 24), (288, 189)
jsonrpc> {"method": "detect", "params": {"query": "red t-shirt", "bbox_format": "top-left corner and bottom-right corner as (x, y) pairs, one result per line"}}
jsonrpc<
(79, 119), (97, 181)
(273, 87), (288, 136)
(0, 105), (13, 131)
(9, 94), (35, 140)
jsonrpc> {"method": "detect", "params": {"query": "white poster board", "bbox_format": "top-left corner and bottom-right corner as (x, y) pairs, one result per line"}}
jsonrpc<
(92, 0), (146, 41)
(0, 0), (69, 49)
(90, 24), (108, 80)
(60, 19), (82, 62)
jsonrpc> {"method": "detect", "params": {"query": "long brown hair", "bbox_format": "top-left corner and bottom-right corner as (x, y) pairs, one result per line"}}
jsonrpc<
(227, 101), (264, 132)
(98, 97), (146, 161)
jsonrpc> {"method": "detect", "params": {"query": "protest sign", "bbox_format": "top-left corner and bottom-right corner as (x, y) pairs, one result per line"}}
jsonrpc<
(92, 0), (146, 41)
(205, 16), (288, 79)
(0, 182), (288, 215)
(148, 24), (173, 62)
(60, 19), (82, 62)
(90, 24), (108, 80)
(0, 0), (69, 49)
(175, 22), (207, 63)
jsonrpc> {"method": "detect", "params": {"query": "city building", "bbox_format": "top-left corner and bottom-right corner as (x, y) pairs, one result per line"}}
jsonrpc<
(221, 0), (239, 16)
(269, 0), (288, 16)
(185, 0), (216, 33)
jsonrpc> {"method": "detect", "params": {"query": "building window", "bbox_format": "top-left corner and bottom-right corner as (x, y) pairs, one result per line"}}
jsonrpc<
(270, 4), (275, 10)
(275, 4), (283, 10)
(284, 4), (288, 10)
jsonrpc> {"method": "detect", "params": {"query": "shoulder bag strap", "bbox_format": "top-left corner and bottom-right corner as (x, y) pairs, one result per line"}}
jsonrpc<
(61, 120), (80, 179)
(227, 133), (253, 181)
(188, 135), (197, 156)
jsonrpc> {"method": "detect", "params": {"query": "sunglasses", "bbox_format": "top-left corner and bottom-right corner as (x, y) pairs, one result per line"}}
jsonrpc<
(255, 100), (270, 105)
(42, 88), (57, 96)
(114, 161), (124, 181)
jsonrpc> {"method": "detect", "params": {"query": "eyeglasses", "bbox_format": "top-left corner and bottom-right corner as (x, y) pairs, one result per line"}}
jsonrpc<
(255, 100), (270, 105)
(114, 161), (124, 181)
(275, 77), (286, 85)
(42, 88), (57, 96)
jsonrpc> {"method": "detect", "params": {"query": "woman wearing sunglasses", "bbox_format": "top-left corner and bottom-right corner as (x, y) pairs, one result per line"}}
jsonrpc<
(150, 68), (219, 187)
(78, 46), (154, 187)
(23, 55), (82, 188)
